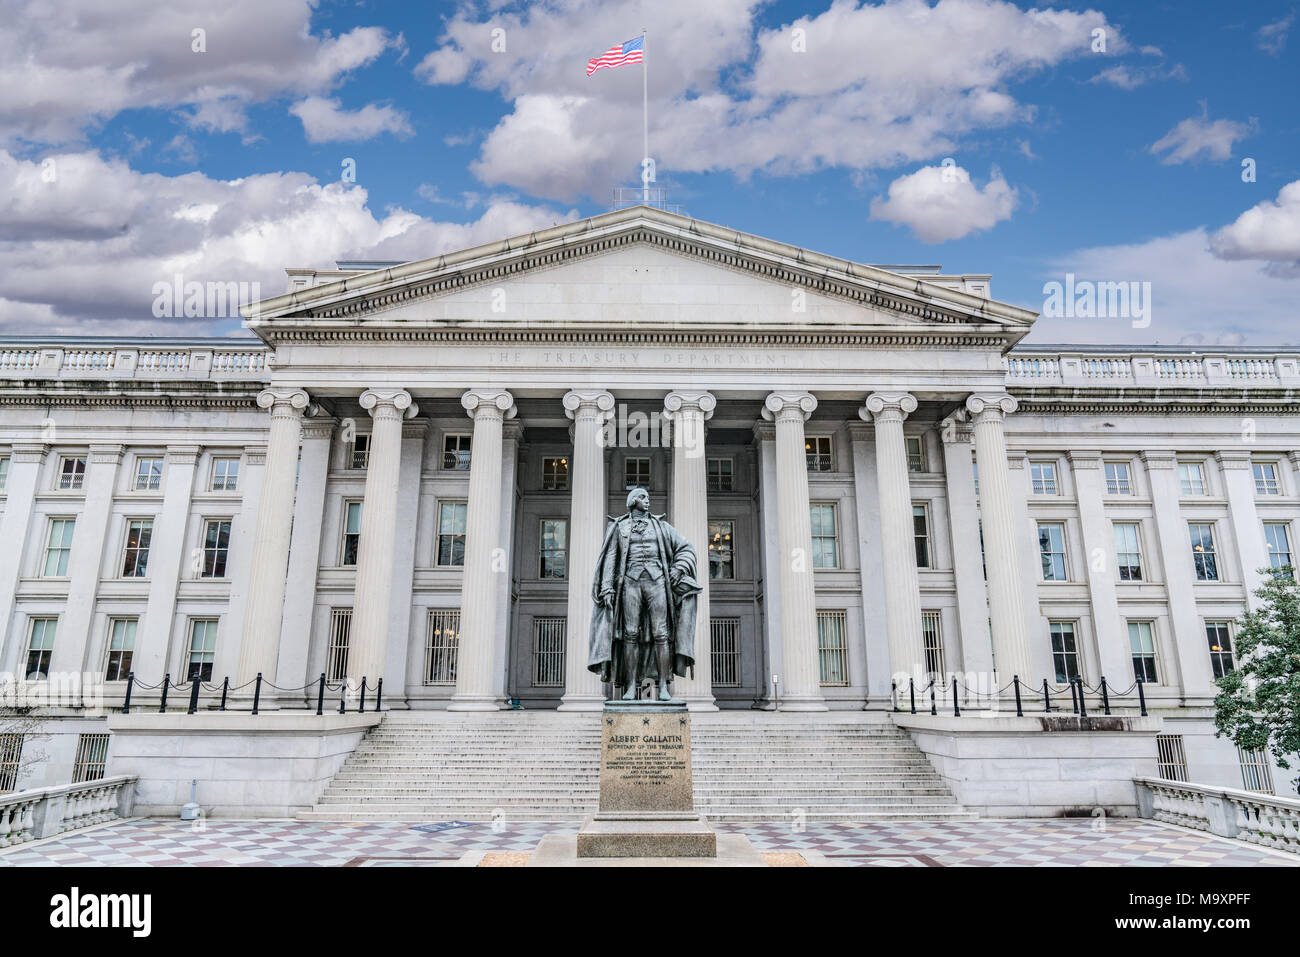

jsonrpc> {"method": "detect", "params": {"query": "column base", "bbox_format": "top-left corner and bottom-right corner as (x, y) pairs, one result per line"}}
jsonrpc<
(556, 692), (606, 712)
(446, 694), (506, 712)
(775, 694), (829, 712)
(680, 695), (719, 713)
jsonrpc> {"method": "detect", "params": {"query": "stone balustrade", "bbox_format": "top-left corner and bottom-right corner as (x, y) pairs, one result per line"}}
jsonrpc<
(0, 775), (137, 848)
(1005, 350), (1300, 389)
(1136, 777), (1300, 855)
(0, 342), (269, 382)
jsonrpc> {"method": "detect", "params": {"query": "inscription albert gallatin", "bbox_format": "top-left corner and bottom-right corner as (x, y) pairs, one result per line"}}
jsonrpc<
(604, 733), (687, 785)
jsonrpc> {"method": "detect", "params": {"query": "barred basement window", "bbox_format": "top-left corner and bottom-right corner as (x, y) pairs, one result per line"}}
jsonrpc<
(0, 734), (22, 793)
(921, 611), (944, 678)
(816, 610), (847, 687)
(72, 733), (110, 783)
(710, 618), (740, 688)
(326, 608), (352, 682)
(1156, 734), (1188, 782)
(424, 609), (460, 685)
(1238, 748), (1274, 794)
(532, 617), (566, 688)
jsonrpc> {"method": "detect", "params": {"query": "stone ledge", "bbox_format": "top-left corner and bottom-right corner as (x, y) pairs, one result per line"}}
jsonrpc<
(106, 713), (383, 735)
(893, 713), (1163, 735)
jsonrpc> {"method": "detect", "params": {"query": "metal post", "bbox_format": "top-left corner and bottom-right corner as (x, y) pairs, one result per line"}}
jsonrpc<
(339, 679), (346, 714)
(952, 677), (960, 717)
(1069, 677), (1078, 714)
(252, 673), (262, 716)
(929, 679), (936, 716)
(359, 677), (367, 714)
(1077, 677), (1088, 717)
(316, 673), (326, 716)
(1137, 678), (1148, 717)
(909, 677), (916, 715)
(123, 672), (134, 715)
(188, 677), (201, 715)
(220, 677), (229, 712)
(375, 678), (383, 714)
(159, 674), (170, 713)
(1013, 675), (1023, 717)
(891, 679), (898, 713)
(1042, 678), (1050, 713)
(1100, 676), (1110, 715)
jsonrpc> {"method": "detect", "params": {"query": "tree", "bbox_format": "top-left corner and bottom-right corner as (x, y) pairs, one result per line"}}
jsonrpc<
(1214, 566), (1300, 793)
(0, 676), (49, 793)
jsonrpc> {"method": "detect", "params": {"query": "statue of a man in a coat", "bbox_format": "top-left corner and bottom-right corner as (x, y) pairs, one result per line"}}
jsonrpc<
(588, 487), (702, 701)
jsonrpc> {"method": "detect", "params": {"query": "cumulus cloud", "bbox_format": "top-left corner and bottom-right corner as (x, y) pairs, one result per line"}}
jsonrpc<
(0, 0), (394, 145)
(1149, 107), (1255, 164)
(0, 150), (577, 335)
(1209, 180), (1300, 277)
(869, 164), (1018, 242)
(289, 97), (413, 143)
(417, 0), (1119, 201)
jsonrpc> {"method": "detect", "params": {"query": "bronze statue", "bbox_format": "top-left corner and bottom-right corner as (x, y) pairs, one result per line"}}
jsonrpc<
(588, 487), (701, 700)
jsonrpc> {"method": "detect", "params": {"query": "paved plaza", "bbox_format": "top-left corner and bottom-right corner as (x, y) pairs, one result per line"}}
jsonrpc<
(1, 818), (1293, 867)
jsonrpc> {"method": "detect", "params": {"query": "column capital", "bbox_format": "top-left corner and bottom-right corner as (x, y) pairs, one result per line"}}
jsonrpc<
(563, 389), (615, 420)
(245, 446), (268, 466)
(360, 388), (418, 419)
(1141, 449), (1178, 470)
(939, 415), (974, 445)
(762, 391), (817, 422)
(87, 444), (126, 464)
(1066, 449), (1104, 469)
(860, 392), (917, 422)
(664, 390), (716, 420)
(402, 417), (430, 441)
(256, 388), (310, 414)
(300, 416), (337, 441)
(461, 388), (515, 421)
(165, 444), (202, 465)
(965, 392), (1018, 420)
(1214, 450), (1254, 470)
(9, 443), (47, 464)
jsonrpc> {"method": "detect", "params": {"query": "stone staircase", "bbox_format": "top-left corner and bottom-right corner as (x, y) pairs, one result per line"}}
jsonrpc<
(299, 710), (974, 823)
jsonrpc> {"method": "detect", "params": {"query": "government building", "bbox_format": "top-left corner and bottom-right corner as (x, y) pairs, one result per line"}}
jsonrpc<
(1, 206), (1295, 816)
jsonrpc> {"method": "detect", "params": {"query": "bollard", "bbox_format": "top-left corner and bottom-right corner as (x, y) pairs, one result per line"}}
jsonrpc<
(359, 678), (368, 714)
(375, 678), (383, 714)
(1137, 678), (1148, 717)
(929, 679), (936, 716)
(220, 677), (229, 712)
(1077, 677), (1088, 717)
(316, 673), (326, 716)
(1042, 678), (1050, 713)
(1069, 678), (1078, 714)
(952, 677), (960, 717)
(123, 672), (134, 715)
(188, 677), (201, 715)
(1013, 675), (1023, 717)
(891, 679), (898, 713)
(1100, 676), (1110, 715)
(339, 679), (346, 714)
(252, 673), (262, 715)
(909, 677), (916, 715)
(159, 674), (170, 713)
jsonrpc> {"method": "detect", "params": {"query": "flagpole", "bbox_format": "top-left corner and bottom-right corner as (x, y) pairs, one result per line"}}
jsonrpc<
(642, 27), (648, 205)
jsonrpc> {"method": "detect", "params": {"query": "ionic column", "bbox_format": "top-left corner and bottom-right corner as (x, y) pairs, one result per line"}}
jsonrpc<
(666, 390), (717, 710)
(349, 388), (417, 691)
(449, 389), (516, 711)
(559, 389), (614, 711)
(236, 388), (309, 685)
(940, 418), (992, 678)
(761, 391), (827, 711)
(861, 393), (924, 683)
(966, 393), (1032, 682)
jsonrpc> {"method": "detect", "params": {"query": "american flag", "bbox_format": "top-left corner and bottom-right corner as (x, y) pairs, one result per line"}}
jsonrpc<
(586, 35), (644, 76)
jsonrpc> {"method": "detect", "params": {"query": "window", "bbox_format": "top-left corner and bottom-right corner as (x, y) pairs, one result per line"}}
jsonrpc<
(1113, 523), (1143, 581)
(442, 433), (472, 470)
(1105, 461), (1132, 495)
(425, 609), (460, 685)
(805, 436), (833, 472)
(1264, 523), (1293, 574)
(921, 611), (944, 678)
(1189, 523), (1218, 581)
(104, 618), (136, 681)
(210, 456), (239, 491)
(436, 501), (468, 567)
(326, 608), (351, 682)
(58, 455), (86, 490)
(72, 733), (110, 783)
(1178, 462), (1206, 495)
(1049, 621), (1081, 683)
(43, 518), (75, 576)
(905, 436), (925, 473)
(1253, 462), (1280, 496)
(0, 455), (9, 491)
(913, 504), (931, 568)
(972, 460), (979, 495)
(711, 618), (741, 688)
(810, 503), (839, 569)
(816, 610), (847, 686)
(187, 619), (218, 682)
(201, 519), (232, 578)
(624, 456), (650, 489)
(1030, 461), (1058, 495)
(1037, 522), (1067, 581)
(1238, 748), (1274, 794)
(121, 518), (153, 578)
(541, 456), (569, 490)
(707, 458), (734, 492)
(1128, 621), (1158, 683)
(1156, 734), (1189, 782)
(26, 618), (57, 679)
(532, 617), (566, 687)
(1206, 621), (1234, 678)
(134, 456), (162, 491)
(708, 520), (734, 580)
(341, 501), (362, 566)
(539, 519), (567, 579)
(0, 734), (22, 793)
(349, 434), (371, 470)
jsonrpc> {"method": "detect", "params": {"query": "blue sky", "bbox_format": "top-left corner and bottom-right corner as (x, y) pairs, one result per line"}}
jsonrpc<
(1, 0), (1297, 344)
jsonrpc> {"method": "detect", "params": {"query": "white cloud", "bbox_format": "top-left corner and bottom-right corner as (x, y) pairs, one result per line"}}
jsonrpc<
(418, 0), (1120, 201)
(1087, 62), (1186, 89)
(289, 97), (413, 143)
(1209, 180), (1300, 277)
(0, 0), (394, 146)
(869, 164), (1018, 242)
(1257, 13), (1294, 55)
(1028, 228), (1299, 345)
(1149, 108), (1255, 164)
(0, 150), (577, 334)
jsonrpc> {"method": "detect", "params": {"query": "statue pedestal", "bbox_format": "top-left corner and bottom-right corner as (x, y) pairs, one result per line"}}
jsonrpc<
(575, 699), (717, 858)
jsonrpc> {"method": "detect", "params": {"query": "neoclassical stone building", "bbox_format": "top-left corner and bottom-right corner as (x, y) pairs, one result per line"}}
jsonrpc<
(1, 207), (1296, 795)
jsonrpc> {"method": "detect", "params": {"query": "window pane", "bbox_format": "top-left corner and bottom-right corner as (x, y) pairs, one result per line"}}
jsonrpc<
(708, 520), (734, 580)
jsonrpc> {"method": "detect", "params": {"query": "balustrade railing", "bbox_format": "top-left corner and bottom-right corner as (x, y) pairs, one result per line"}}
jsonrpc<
(1136, 777), (1300, 855)
(0, 775), (136, 849)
